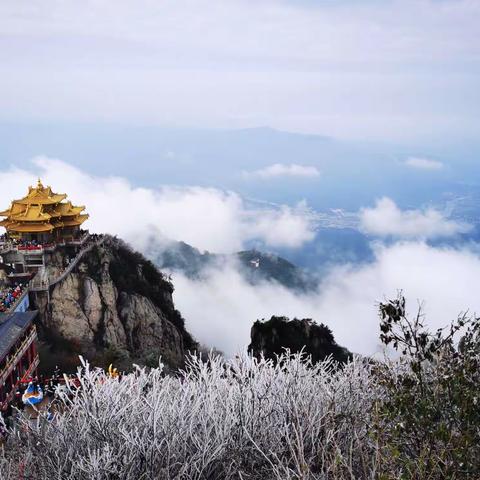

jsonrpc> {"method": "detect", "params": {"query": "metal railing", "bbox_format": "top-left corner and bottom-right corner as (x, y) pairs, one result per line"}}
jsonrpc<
(0, 355), (39, 412)
(0, 233), (90, 256)
(1, 288), (30, 314)
(30, 236), (105, 292)
(0, 327), (38, 385)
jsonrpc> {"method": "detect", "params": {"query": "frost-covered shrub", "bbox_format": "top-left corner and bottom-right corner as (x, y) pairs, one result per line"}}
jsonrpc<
(0, 353), (378, 480)
(3, 296), (478, 479)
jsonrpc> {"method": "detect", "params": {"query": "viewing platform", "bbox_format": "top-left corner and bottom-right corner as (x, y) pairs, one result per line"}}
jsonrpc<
(0, 231), (89, 256)
(0, 232), (91, 278)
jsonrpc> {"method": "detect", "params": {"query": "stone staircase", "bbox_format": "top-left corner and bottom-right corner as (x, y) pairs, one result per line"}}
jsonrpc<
(30, 236), (105, 292)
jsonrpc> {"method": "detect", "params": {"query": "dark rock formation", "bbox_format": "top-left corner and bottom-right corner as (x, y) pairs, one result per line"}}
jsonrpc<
(248, 316), (352, 364)
(32, 236), (196, 373)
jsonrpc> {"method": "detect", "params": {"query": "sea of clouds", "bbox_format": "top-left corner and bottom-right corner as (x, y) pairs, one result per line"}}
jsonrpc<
(1, 157), (479, 356)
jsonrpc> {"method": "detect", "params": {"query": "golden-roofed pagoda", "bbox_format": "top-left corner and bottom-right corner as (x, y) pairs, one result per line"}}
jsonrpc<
(0, 179), (89, 242)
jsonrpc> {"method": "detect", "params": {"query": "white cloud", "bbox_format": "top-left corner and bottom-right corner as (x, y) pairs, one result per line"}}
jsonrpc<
(243, 164), (320, 179)
(360, 197), (470, 239)
(249, 203), (316, 248)
(0, 157), (316, 253)
(405, 157), (444, 170)
(2, 160), (479, 359)
(173, 242), (480, 357)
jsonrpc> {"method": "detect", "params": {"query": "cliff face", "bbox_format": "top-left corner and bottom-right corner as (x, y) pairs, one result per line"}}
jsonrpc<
(248, 316), (352, 364)
(33, 236), (196, 372)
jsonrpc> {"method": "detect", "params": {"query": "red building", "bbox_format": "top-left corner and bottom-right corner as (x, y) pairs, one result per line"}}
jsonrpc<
(0, 310), (39, 410)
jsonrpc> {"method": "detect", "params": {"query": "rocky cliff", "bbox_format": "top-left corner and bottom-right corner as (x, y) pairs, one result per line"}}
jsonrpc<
(32, 235), (196, 373)
(248, 316), (352, 364)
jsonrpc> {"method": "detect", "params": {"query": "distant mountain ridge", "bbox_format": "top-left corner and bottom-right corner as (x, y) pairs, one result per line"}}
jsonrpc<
(3, 122), (471, 212)
(149, 240), (318, 292)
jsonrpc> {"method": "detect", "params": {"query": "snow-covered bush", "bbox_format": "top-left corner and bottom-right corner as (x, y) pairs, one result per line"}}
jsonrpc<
(4, 296), (477, 479)
(0, 353), (378, 479)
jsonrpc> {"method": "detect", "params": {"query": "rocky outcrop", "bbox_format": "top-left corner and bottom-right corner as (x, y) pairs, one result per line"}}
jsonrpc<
(32, 236), (196, 372)
(248, 316), (352, 364)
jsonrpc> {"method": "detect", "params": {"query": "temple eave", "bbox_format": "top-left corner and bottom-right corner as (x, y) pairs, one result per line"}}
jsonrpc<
(7, 223), (55, 233)
(49, 207), (86, 218)
(54, 215), (89, 228)
(11, 214), (52, 222)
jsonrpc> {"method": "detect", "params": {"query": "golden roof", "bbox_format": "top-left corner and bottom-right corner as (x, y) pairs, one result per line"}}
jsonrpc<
(51, 202), (86, 218)
(11, 204), (51, 222)
(0, 179), (89, 235)
(14, 179), (67, 206)
(54, 214), (89, 228)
